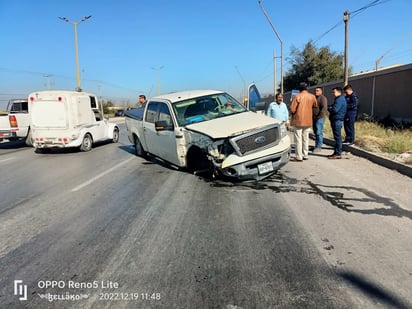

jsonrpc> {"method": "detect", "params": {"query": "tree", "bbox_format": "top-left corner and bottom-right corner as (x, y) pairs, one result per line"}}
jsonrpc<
(283, 41), (347, 92)
(101, 100), (114, 114)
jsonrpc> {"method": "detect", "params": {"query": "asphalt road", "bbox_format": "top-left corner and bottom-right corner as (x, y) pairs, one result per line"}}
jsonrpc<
(0, 124), (411, 308)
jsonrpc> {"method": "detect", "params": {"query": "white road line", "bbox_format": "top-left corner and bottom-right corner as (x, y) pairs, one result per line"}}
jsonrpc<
(0, 157), (14, 163)
(71, 156), (135, 192)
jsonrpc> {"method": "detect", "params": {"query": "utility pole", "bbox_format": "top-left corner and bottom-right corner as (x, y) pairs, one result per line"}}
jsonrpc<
(343, 10), (349, 86)
(43, 74), (53, 89)
(258, 0), (283, 94)
(59, 15), (91, 92)
(235, 65), (246, 103)
(273, 50), (277, 95)
(151, 66), (164, 95)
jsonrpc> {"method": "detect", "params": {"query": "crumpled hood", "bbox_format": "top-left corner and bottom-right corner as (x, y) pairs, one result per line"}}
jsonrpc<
(185, 111), (279, 139)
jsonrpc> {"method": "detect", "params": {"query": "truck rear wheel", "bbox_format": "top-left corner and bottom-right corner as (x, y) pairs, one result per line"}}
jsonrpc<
(134, 135), (146, 157)
(80, 133), (93, 152)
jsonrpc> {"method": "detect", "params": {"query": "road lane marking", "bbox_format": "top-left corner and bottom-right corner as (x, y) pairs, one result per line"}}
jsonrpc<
(0, 157), (14, 163)
(71, 156), (135, 192)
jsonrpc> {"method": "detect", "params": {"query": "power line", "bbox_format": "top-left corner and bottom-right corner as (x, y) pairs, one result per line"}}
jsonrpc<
(0, 67), (140, 94)
(313, 0), (391, 44)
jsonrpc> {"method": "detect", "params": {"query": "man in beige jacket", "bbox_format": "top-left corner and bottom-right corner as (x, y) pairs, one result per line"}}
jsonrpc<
(290, 82), (318, 161)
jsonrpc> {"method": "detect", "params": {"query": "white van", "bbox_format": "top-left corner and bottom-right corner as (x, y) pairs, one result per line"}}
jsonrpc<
(28, 90), (119, 151)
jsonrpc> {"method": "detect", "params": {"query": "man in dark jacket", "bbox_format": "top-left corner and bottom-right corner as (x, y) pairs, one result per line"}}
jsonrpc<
(328, 87), (347, 159)
(343, 84), (359, 145)
(313, 87), (328, 152)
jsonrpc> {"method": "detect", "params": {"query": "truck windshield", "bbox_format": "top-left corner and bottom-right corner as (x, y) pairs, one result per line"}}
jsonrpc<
(173, 93), (247, 126)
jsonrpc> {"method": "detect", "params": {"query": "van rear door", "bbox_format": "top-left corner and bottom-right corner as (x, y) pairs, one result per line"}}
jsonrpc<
(31, 99), (68, 128)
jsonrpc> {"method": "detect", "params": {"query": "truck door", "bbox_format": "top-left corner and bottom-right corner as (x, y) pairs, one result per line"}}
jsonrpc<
(144, 102), (180, 166)
(247, 83), (268, 114)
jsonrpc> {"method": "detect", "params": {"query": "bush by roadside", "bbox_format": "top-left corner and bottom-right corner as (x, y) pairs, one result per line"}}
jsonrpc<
(323, 119), (412, 165)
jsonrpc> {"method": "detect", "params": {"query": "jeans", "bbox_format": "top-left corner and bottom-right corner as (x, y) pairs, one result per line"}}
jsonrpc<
(331, 119), (343, 155)
(313, 117), (325, 149)
(344, 112), (356, 143)
(294, 126), (311, 160)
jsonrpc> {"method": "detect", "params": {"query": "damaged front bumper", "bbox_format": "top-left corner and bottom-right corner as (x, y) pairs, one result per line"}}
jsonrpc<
(217, 146), (291, 181)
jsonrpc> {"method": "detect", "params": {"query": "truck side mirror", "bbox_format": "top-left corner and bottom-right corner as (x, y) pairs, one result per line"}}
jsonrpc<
(251, 101), (268, 114)
(155, 120), (174, 131)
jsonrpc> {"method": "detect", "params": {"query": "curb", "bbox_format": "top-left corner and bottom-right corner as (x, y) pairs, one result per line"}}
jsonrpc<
(320, 136), (412, 179)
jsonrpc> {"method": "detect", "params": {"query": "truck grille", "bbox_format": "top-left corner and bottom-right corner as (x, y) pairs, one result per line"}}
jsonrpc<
(230, 125), (280, 156)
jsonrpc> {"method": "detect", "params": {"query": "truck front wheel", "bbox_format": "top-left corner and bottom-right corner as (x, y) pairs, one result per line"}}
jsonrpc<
(80, 133), (93, 152)
(186, 147), (212, 176)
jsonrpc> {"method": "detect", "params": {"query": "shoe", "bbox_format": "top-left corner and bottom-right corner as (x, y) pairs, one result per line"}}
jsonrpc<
(303, 157), (309, 160)
(343, 141), (353, 145)
(313, 148), (322, 153)
(290, 157), (303, 162)
(328, 155), (342, 159)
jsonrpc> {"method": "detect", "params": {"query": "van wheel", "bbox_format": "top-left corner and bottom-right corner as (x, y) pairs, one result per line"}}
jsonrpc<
(80, 133), (93, 152)
(112, 127), (119, 143)
(134, 135), (146, 157)
(25, 128), (33, 146)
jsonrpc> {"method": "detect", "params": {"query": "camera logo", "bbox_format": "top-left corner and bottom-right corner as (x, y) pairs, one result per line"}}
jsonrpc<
(14, 280), (27, 301)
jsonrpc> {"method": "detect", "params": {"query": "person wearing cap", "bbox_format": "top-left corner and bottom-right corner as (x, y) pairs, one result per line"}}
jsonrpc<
(290, 82), (317, 162)
(267, 93), (289, 127)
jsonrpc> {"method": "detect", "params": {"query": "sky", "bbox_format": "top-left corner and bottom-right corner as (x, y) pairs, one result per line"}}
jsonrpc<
(0, 0), (411, 108)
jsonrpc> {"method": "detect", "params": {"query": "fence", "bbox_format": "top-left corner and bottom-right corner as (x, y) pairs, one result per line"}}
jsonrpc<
(283, 63), (412, 124)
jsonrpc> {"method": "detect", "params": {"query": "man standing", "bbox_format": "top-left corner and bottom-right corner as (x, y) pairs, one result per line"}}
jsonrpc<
(290, 82), (317, 162)
(313, 87), (328, 152)
(138, 94), (147, 108)
(343, 84), (359, 145)
(328, 87), (347, 159)
(267, 93), (289, 127)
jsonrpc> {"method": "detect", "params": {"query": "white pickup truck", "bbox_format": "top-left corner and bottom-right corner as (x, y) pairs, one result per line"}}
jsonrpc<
(28, 90), (119, 152)
(125, 86), (290, 181)
(0, 99), (32, 145)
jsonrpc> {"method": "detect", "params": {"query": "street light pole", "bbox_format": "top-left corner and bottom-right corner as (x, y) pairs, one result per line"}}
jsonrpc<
(59, 15), (91, 92)
(235, 65), (246, 103)
(258, 0), (283, 94)
(151, 66), (164, 95)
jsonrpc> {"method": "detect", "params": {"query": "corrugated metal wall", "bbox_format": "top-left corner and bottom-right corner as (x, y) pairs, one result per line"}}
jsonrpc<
(283, 63), (412, 123)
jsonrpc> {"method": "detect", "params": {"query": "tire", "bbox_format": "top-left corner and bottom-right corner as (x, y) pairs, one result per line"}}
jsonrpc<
(186, 146), (212, 175)
(134, 135), (146, 157)
(25, 128), (33, 146)
(112, 127), (119, 143)
(80, 133), (93, 152)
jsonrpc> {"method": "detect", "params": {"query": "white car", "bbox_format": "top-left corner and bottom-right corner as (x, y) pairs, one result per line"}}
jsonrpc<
(125, 84), (290, 181)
